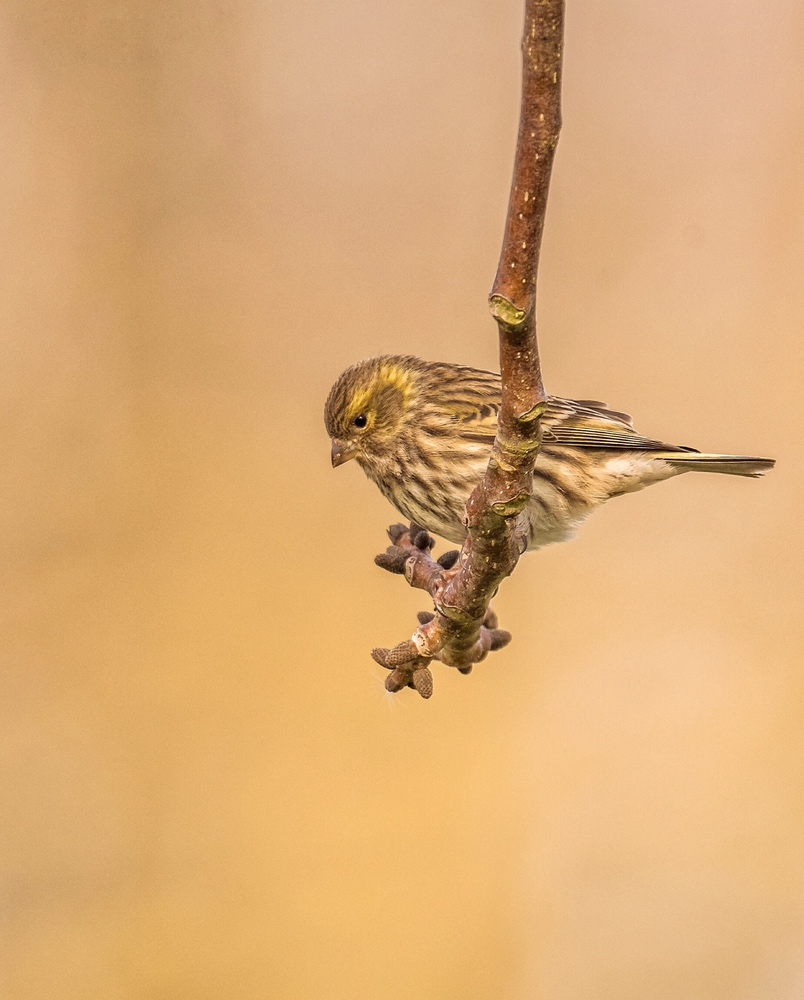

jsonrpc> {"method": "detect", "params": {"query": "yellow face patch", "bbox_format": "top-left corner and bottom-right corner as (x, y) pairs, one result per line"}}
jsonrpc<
(345, 388), (374, 424)
(344, 364), (415, 426)
(377, 363), (416, 414)
(378, 362), (414, 396)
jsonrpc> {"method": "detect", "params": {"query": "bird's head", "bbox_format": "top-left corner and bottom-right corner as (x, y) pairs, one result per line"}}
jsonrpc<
(324, 356), (421, 469)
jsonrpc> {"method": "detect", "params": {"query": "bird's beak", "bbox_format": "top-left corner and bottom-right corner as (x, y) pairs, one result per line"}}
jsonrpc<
(331, 439), (358, 468)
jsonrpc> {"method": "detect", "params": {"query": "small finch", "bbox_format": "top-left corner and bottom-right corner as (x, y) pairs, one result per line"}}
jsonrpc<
(324, 355), (774, 550)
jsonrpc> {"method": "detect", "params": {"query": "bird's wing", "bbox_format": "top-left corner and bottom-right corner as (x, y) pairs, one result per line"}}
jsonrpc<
(543, 397), (696, 453)
(444, 399), (501, 444)
(446, 382), (696, 455)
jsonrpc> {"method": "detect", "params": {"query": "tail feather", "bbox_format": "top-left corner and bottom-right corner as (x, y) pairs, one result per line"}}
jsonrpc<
(658, 453), (776, 478)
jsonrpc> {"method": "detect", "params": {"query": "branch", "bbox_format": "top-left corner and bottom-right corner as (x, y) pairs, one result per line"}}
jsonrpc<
(373, 0), (564, 697)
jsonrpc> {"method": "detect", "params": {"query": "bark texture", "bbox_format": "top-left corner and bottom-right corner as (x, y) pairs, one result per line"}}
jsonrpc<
(373, 0), (565, 696)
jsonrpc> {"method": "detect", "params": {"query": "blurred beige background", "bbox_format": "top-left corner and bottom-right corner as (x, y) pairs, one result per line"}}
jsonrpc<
(1, 1), (802, 997)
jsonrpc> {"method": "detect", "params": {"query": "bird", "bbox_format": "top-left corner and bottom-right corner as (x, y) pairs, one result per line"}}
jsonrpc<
(324, 355), (774, 551)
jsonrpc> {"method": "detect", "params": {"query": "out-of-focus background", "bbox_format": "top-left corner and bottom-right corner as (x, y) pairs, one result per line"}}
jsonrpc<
(1, 1), (802, 997)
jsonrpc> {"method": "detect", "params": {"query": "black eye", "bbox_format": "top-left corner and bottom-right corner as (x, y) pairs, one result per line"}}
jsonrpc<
(354, 414), (368, 429)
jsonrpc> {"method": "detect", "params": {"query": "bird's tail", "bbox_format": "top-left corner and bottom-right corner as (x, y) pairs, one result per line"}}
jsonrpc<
(657, 453), (775, 478)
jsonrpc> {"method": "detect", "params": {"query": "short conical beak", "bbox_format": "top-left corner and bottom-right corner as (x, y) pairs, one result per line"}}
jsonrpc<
(331, 439), (358, 468)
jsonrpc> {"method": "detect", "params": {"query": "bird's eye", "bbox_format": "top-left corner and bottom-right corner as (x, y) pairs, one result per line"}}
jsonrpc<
(354, 414), (368, 429)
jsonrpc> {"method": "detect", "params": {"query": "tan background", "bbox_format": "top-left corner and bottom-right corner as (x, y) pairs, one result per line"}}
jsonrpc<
(2, 1), (803, 997)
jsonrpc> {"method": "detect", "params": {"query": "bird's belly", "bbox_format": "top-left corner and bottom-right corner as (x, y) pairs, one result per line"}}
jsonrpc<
(524, 449), (675, 549)
(516, 448), (592, 549)
(368, 447), (673, 551)
(525, 491), (593, 549)
(377, 470), (470, 545)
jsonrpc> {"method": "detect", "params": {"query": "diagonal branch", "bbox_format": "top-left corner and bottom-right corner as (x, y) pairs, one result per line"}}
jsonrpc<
(373, 0), (564, 697)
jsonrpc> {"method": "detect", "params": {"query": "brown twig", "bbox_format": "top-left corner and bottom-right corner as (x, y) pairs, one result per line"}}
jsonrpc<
(373, 0), (564, 696)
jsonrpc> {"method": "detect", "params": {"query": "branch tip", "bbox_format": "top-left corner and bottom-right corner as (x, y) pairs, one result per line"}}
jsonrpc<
(374, 549), (407, 574)
(437, 549), (460, 570)
(387, 523), (408, 543)
(413, 530), (434, 550)
(385, 640), (418, 667)
(385, 668), (410, 693)
(488, 629), (513, 651)
(412, 667), (434, 699)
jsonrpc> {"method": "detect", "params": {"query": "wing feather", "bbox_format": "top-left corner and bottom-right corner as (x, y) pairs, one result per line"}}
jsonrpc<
(543, 397), (696, 453)
(432, 368), (693, 455)
(442, 387), (694, 454)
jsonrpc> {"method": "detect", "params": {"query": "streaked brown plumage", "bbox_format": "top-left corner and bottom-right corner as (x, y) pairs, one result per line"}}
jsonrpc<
(324, 355), (774, 550)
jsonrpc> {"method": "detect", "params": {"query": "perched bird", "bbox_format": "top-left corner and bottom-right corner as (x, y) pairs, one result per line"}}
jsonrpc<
(324, 355), (774, 550)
